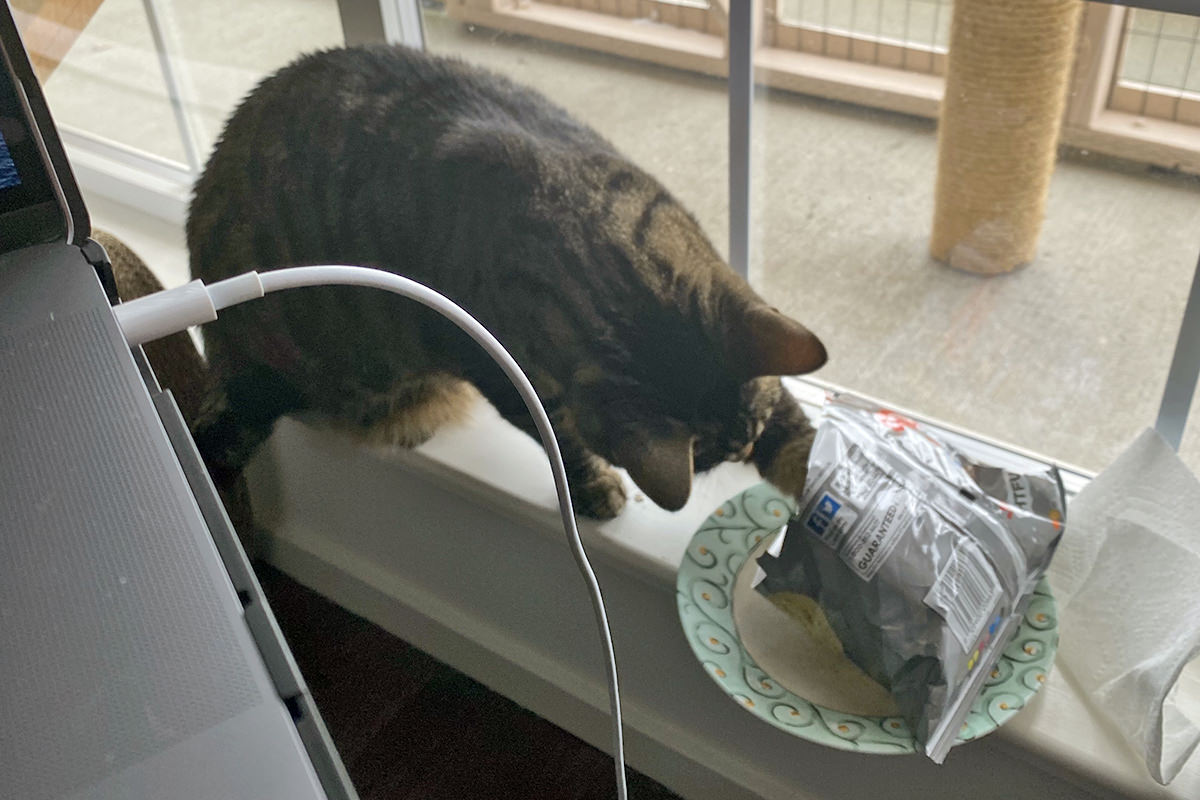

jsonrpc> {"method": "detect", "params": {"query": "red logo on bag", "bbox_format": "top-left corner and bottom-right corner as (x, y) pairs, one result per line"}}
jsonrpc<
(876, 409), (917, 434)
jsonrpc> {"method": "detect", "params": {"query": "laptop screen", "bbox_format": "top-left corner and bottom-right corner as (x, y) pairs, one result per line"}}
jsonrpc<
(0, 127), (21, 189)
(0, 40), (67, 252)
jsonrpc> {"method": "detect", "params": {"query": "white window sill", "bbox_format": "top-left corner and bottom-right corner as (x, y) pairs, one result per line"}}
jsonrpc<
(245, 376), (1200, 800)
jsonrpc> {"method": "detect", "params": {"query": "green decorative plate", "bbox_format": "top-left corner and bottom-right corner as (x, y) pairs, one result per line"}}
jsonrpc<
(676, 482), (1058, 754)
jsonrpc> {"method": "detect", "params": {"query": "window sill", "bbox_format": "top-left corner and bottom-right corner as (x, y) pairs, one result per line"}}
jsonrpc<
(245, 377), (1199, 800)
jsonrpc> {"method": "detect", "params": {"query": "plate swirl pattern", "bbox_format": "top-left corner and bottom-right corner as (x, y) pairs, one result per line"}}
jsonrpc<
(676, 483), (1058, 754)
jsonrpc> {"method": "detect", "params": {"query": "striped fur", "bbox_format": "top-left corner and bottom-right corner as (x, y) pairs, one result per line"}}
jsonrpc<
(187, 46), (826, 518)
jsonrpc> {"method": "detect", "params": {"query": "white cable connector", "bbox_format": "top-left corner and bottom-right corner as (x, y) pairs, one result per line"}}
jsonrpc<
(113, 266), (629, 800)
(115, 272), (265, 346)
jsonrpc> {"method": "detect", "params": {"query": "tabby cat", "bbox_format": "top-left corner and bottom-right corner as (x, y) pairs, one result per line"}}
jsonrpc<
(187, 45), (826, 519)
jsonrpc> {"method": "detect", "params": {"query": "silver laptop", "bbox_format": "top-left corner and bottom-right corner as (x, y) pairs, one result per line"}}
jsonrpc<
(0, 8), (355, 799)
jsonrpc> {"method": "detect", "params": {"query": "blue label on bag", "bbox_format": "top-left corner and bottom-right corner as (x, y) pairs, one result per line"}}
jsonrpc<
(806, 493), (841, 537)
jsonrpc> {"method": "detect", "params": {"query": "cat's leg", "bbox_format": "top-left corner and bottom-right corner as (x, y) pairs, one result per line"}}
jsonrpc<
(558, 443), (628, 520)
(505, 405), (628, 519)
(470, 375), (627, 519)
(192, 363), (305, 488)
(750, 388), (817, 498)
(178, 363), (304, 560)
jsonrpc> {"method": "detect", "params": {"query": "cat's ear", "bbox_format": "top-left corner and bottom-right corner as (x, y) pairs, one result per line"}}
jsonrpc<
(612, 422), (695, 512)
(434, 119), (541, 178)
(730, 305), (827, 379)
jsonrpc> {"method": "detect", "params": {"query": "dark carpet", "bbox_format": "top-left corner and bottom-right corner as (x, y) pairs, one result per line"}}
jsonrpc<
(256, 564), (682, 800)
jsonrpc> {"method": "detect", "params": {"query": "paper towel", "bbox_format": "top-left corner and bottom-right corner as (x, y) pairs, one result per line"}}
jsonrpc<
(1050, 428), (1200, 785)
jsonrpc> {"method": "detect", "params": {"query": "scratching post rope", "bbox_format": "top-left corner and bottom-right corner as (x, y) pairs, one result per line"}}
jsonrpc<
(931, 0), (1083, 274)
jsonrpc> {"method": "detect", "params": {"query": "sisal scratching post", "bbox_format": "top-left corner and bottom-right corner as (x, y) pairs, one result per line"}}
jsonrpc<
(931, 0), (1083, 274)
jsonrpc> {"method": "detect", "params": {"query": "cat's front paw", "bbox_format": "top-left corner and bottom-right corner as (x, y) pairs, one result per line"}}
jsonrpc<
(752, 391), (817, 499)
(571, 465), (627, 519)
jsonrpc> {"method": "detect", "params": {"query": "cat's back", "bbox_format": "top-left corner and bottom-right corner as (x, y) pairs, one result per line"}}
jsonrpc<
(223, 46), (571, 140)
(188, 45), (607, 281)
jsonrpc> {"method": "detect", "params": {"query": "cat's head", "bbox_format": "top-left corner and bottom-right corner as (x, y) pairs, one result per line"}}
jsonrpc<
(552, 158), (826, 511)
(439, 122), (825, 511)
(566, 293), (825, 512)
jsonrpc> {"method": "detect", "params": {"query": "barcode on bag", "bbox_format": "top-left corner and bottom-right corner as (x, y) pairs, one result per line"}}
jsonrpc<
(925, 543), (1002, 652)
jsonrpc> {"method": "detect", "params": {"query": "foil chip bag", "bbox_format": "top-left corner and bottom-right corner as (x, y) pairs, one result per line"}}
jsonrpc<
(753, 393), (1066, 761)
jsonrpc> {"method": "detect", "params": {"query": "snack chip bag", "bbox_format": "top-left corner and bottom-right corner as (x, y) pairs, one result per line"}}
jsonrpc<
(754, 393), (1066, 761)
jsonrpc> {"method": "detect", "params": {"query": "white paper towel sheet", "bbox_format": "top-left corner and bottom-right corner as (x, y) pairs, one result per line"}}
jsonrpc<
(1050, 428), (1200, 785)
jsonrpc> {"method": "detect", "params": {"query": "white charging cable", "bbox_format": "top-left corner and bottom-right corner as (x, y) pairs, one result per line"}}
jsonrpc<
(115, 265), (629, 800)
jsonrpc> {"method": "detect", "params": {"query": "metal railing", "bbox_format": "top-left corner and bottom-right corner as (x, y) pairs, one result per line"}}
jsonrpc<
(1114, 7), (1200, 122)
(778, 0), (950, 51)
(766, 0), (949, 75)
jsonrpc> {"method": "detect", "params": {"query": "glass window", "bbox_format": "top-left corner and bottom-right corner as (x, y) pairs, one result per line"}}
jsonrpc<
(13, 0), (345, 170)
(150, 0), (346, 160)
(1120, 9), (1200, 93)
(754, 1), (1200, 474)
(420, 2), (729, 258)
(13, 0), (188, 164)
(422, 0), (1200, 476)
(17, 0), (1200, 475)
